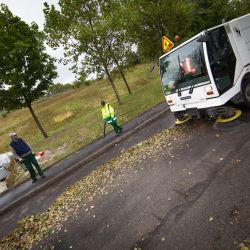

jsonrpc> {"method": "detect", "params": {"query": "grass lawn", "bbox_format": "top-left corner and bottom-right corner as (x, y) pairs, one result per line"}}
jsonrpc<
(0, 63), (164, 174)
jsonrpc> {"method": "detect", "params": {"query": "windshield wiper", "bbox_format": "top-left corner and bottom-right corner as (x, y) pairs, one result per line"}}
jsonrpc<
(177, 80), (182, 96)
(177, 55), (183, 96)
(189, 79), (195, 94)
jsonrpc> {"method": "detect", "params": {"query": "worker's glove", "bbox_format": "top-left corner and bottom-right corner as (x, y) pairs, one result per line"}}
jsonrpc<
(16, 159), (27, 171)
(15, 158), (24, 165)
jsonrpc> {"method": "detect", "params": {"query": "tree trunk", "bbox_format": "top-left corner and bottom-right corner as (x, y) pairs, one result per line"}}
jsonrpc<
(88, 17), (121, 104)
(119, 69), (132, 94)
(27, 104), (48, 138)
(113, 57), (132, 94)
(107, 73), (122, 105)
(104, 66), (121, 104)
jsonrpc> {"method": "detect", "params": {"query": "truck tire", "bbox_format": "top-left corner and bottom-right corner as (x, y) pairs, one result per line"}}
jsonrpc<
(242, 79), (250, 108)
(173, 111), (185, 120)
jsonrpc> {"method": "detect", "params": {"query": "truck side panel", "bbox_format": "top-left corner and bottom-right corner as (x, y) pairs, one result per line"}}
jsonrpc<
(230, 14), (250, 66)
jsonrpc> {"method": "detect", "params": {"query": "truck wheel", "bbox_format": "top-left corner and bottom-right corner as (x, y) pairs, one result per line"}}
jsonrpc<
(174, 112), (191, 125)
(242, 79), (250, 107)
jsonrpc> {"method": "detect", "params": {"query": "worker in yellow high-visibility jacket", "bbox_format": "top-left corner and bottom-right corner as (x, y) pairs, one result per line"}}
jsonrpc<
(101, 100), (122, 135)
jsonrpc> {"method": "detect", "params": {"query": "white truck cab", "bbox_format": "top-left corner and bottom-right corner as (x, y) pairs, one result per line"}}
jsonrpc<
(160, 14), (250, 120)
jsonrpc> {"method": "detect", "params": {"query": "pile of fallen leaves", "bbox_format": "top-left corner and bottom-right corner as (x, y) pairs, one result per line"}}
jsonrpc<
(0, 127), (186, 249)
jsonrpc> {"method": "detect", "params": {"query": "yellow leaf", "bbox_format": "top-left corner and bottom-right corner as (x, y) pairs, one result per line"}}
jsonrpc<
(209, 216), (214, 222)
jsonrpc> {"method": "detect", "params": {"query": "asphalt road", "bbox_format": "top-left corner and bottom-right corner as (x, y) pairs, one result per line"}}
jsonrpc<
(1, 108), (250, 250)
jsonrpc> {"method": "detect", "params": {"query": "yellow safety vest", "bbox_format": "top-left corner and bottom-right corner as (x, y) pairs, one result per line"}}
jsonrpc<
(101, 103), (115, 120)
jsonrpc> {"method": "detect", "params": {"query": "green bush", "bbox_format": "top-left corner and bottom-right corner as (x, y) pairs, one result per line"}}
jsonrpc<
(0, 109), (8, 118)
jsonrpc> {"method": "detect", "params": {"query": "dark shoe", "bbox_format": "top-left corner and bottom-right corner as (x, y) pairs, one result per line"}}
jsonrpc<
(40, 175), (46, 178)
(32, 179), (37, 183)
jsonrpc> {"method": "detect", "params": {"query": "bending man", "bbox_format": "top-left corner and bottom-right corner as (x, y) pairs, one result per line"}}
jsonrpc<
(9, 132), (45, 183)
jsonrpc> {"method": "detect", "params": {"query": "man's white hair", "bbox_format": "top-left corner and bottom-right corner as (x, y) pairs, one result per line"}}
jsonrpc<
(9, 132), (17, 138)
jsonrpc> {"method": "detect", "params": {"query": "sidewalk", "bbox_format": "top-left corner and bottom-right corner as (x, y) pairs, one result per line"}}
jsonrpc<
(0, 102), (169, 215)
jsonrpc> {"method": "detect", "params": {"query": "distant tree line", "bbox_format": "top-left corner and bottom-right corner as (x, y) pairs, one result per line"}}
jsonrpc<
(47, 80), (92, 95)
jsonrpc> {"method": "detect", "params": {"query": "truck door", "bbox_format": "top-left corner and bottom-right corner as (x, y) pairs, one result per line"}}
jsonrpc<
(206, 27), (236, 95)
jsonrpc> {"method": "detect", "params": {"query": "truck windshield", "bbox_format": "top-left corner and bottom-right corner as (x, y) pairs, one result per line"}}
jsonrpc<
(160, 39), (209, 95)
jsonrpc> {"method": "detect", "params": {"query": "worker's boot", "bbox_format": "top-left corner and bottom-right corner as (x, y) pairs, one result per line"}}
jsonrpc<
(32, 178), (37, 183)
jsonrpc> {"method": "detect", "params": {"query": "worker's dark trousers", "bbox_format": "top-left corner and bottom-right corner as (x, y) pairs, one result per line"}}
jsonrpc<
(22, 154), (44, 180)
(110, 120), (122, 134)
(107, 119), (121, 134)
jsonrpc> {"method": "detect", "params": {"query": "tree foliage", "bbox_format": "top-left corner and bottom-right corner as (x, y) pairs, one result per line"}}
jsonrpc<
(120, 0), (195, 61)
(117, 0), (250, 61)
(44, 0), (135, 104)
(190, 0), (250, 34)
(0, 4), (57, 138)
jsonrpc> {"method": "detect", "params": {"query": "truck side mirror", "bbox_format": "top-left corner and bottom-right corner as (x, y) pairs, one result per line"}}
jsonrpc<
(196, 35), (209, 42)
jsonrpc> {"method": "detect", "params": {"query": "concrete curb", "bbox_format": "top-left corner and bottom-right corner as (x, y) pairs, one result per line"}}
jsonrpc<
(0, 107), (170, 215)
